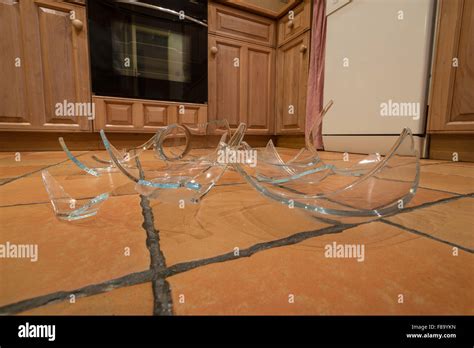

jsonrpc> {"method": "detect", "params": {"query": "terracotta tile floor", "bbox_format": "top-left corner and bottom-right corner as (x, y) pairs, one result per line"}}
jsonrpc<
(0, 150), (472, 315)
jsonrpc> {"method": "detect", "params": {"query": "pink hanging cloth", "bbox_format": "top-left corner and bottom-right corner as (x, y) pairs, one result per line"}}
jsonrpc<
(305, 0), (327, 149)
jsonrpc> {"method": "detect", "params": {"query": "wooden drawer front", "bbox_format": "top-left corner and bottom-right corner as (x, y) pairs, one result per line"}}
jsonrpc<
(93, 96), (207, 133)
(277, 0), (311, 46)
(143, 104), (168, 128)
(177, 105), (207, 129)
(209, 3), (275, 46)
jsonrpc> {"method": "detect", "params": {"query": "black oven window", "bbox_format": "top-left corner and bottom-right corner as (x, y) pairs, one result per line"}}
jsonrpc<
(89, 0), (208, 104)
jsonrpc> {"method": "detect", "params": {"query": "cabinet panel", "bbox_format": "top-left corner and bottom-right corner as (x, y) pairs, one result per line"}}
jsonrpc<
(37, 5), (77, 126)
(219, 0), (301, 18)
(0, 0), (30, 128)
(208, 34), (274, 134)
(450, 0), (474, 124)
(177, 106), (207, 125)
(0, 0), (91, 132)
(428, 0), (474, 133)
(33, 1), (91, 131)
(209, 3), (275, 46)
(277, 0), (311, 46)
(245, 46), (274, 133)
(208, 35), (243, 128)
(31, 1), (91, 131)
(276, 32), (309, 134)
(94, 96), (207, 133)
(105, 102), (134, 127)
(143, 105), (168, 128)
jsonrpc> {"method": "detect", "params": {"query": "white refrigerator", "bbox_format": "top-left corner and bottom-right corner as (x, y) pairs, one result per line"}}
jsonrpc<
(322, 0), (436, 156)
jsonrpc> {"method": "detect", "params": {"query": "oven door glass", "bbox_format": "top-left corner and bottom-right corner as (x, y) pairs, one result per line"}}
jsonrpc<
(88, 0), (208, 104)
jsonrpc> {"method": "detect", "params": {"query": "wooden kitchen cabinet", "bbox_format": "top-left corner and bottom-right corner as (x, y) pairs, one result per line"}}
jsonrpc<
(217, 0), (301, 18)
(209, 2), (275, 47)
(0, 0), (30, 129)
(208, 34), (275, 134)
(276, 31), (310, 134)
(0, 0), (91, 132)
(277, 0), (311, 46)
(93, 96), (207, 133)
(428, 0), (474, 133)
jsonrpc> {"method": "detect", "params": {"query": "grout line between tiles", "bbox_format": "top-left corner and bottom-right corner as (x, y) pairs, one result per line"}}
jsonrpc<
(0, 152), (91, 187)
(161, 222), (362, 278)
(1, 180), (472, 315)
(136, 157), (173, 316)
(416, 186), (466, 196)
(380, 219), (473, 254)
(139, 194), (173, 315)
(382, 192), (473, 219)
(0, 222), (359, 315)
(0, 270), (153, 315)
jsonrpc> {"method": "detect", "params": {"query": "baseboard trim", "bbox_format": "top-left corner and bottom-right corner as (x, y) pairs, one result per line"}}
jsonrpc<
(0, 132), (275, 152)
(429, 134), (474, 162)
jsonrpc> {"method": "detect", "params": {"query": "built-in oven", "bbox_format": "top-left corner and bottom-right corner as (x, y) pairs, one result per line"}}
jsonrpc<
(88, 0), (208, 104)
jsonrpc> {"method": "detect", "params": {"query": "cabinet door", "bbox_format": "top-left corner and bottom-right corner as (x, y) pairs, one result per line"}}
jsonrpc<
(208, 35), (244, 129)
(32, 0), (91, 131)
(0, 0), (33, 129)
(276, 31), (309, 134)
(244, 44), (275, 134)
(208, 34), (274, 134)
(428, 0), (474, 133)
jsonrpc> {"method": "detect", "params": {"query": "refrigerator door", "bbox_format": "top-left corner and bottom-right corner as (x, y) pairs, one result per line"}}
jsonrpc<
(322, 0), (435, 136)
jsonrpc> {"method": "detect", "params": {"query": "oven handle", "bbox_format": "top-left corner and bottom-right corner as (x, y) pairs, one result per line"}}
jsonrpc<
(115, 0), (208, 27)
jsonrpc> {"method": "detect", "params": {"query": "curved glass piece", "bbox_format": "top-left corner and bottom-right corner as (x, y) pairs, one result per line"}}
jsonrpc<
(89, 133), (158, 166)
(235, 127), (420, 219)
(41, 170), (109, 221)
(59, 137), (102, 176)
(154, 119), (233, 162)
(100, 121), (247, 204)
(254, 100), (384, 184)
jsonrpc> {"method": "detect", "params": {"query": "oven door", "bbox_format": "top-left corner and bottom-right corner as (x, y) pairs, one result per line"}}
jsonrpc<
(88, 0), (208, 104)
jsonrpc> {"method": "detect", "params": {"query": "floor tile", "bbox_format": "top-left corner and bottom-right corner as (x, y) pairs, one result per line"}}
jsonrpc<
(154, 184), (330, 266)
(405, 187), (454, 208)
(0, 195), (150, 307)
(418, 164), (474, 194)
(386, 197), (474, 250)
(0, 165), (135, 207)
(19, 283), (153, 315)
(168, 222), (473, 315)
(1, 149), (472, 315)
(0, 151), (86, 179)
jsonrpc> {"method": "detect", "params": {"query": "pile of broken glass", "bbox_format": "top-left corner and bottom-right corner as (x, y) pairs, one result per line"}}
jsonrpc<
(42, 101), (419, 222)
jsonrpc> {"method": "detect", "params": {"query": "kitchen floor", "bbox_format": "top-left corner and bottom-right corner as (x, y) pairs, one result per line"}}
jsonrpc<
(0, 149), (472, 315)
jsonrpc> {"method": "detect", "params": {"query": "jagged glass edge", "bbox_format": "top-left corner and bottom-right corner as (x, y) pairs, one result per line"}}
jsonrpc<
(59, 137), (100, 177)
(154, 119), (233, 162)
(254, 100), (385, 183)
(235, 128), (420, 217)
(259, 100), (334, 169)
(41, 170), (109, 220)
(92, 132), (158, 165)
(100, 122), (246, 194)
(100, 130), (202, 190)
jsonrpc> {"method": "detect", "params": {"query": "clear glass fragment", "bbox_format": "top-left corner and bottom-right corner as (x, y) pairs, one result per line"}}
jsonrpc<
(100, 120), (247, 204)
(235, 127), (420, 219)
(41, 170), (109, 221)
